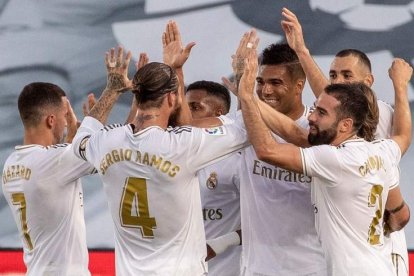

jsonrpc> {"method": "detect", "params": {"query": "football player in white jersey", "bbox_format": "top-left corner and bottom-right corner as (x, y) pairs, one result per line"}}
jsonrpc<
(281, 7), (410, 274)
(1, 82), (94, 275)
(186, 80), (242, 276)
(72, 39), (249, 275)
(238, 47), (411, 275)
(233, 41), (327, 275)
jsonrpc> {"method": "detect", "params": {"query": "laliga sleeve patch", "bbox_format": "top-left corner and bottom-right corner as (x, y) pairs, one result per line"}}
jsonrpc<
(203, 126), (226, 136)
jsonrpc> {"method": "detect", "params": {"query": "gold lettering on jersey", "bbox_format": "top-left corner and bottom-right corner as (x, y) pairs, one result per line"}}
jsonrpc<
(359, 155), (384, 177)
(2, 165), (32, 184)
(99, 149), (180, 177)
(252, 159), (311, 184)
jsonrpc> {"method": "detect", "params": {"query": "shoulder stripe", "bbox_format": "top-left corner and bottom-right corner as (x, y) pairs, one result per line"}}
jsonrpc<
(102, 123), (124, 132)
(167, 126), (192, 134)
(47, 143), (70, 149)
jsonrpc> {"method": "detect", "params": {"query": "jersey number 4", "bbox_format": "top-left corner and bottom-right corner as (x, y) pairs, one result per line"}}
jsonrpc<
(120, 177), (157, 238)
(11, 193), (34, 250)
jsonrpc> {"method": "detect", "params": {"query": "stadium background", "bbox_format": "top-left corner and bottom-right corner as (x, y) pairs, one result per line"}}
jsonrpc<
(0, 0), (413, 274)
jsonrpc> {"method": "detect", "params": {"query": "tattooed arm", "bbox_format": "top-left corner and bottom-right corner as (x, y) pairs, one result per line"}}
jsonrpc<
(88, 46), (132, 125)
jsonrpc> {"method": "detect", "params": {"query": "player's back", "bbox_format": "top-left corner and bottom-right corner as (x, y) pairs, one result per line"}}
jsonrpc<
(305, 138), (399, 275)
(80, 120), (248, 275)
(1, 144), (92, 276)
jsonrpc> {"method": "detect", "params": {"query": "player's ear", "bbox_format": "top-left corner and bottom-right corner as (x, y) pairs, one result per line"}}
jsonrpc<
(364, 74), (374, 87)
(214, 108), (224, 117)
(46, 114), (55, 129)
(338, 117), (353, 133)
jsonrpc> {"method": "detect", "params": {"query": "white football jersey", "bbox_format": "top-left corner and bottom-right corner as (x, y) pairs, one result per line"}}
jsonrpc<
(301, 138), (400, 275)
(239, 106), (327, 276)
(376, 100), (393, 139)
(198, 152), (242, 276)
(2, 144), (93, 276)
(72, 116), (248, 276)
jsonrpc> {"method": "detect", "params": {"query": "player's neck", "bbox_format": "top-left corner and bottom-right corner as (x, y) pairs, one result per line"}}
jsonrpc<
(23, 128), (54, 147)
(285, 103), (305, 121)
(330, 132), (359, 146)
(133, 109), (167, 132)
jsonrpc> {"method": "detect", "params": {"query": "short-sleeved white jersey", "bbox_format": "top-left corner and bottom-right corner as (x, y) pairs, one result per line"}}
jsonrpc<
(239, 106), (327, 276)
(1, 144), (94, 276)
(301, 138), (401, 275)
(198, 152), (242, 276)
(376, 100), (393, 139)
(72, 116), (248, 276)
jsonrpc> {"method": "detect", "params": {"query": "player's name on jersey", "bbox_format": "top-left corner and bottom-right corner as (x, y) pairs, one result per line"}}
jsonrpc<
(252, 159), (311, 184)
(3, 164), (32, 184)
(100, 148), (180, 177)
(359, 155), (385, 177)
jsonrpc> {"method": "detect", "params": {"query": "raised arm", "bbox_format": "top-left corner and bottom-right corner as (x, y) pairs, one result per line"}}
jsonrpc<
(281, 7), (328, 97)
(239, 46), (303, 173)
(389, 58), (413, 155)
(257, 99), (309, 147)
(162, 20), (195, 126)
(87, 46), (132, 124)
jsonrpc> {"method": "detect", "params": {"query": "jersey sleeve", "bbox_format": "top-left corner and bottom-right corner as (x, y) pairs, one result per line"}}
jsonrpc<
(72, 116), (105, 164)
(300, 145), (341, 184)
(375, 100), (393, 139)
(184, 118), (248, 171)
(57, 144), (96, 182)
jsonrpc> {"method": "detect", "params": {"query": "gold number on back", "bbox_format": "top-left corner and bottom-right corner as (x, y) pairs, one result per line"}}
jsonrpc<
(11, 193), (34, 250)
(120, 177), (157, 238)
(367, 185), (383, 245)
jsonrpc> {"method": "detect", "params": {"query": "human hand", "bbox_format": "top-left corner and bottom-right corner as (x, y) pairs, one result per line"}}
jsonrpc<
(105, 46), (133, 93)
(281, 7), (307, 54)
(232, 29), (259, 83)
(239, 48), (258, 100)
(388, 58), (413, 89)
(135, 52), (149, 71)
(64, 98), (79, 143)
(82, 93), (96, 117)
(221, 76), (238, 97)
(162, 20), (196, 69)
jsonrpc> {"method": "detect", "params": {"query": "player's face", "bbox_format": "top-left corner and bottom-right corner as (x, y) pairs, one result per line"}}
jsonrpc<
(186, 89), (218, 119)
(52, 98), (68, 144)
(256, 65), (299, 115)
(329, 56), (371, 86)
(308, 92), (340, 145)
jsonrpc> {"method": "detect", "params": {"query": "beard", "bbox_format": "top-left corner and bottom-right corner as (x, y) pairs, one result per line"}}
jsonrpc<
(308, 121), (338, 145)
(167, 102), (181, 127)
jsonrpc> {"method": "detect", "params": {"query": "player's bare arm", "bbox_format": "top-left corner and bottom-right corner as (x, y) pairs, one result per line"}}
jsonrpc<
(239, 46), (303, 173)
(389, 58), (413, 155)
(384, 186), (410, 234)
(281, 7), (328, 97)
(257, 99), (309, 147)
(88, 46), (132, 124)
(162, 20), (195, 126)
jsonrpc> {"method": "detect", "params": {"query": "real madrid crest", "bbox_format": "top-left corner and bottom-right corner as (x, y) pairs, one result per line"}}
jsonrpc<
(206, 172), (218, 190)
